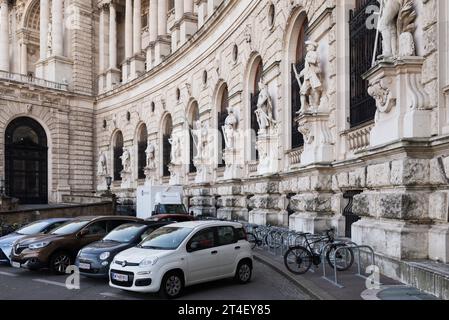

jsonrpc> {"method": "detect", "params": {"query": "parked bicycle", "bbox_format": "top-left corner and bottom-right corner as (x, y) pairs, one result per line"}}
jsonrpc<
(283, 229), (354, 275)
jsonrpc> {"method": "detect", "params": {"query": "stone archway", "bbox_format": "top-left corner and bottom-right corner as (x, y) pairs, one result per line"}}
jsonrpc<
(5, 117), (48, 204)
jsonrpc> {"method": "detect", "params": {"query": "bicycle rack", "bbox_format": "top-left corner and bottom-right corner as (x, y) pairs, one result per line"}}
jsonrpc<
(321, 244), (378, 288)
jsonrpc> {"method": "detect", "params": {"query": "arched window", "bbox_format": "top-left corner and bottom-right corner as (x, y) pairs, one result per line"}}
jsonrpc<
(291, 17), (308, 149)
(189, 102), (199, 173)
(217, 84), (229, 167)
(137, 124), (148, 180)
(250, 58), (263, 160)
(162, 115), (173, 177)
(349, 0), (381, 127)
(5, 117), (48, 204)
(113, 131), (124, 181)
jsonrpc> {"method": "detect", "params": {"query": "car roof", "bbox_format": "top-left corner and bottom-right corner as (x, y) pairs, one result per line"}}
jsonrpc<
(70, 216), (141, 222)
(165, 220), (243, 229)
(37, 217), (76, 223)
(121, 221), (173, 227)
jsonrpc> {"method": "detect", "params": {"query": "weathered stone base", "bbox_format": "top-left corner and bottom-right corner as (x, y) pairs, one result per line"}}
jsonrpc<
(217, 208), (248, 221)
(249, 209), (288, 227)
(289, 212), (343, 234)
(352, 218), (429, 260)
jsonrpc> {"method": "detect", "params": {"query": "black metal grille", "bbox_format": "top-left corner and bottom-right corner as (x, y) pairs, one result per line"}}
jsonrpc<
(250, 92), (260, 160)
(163, 134), (171, 177)
(349, 0), (382, 128)
(291, 60), (305, 148)
(218, 111), (227, 167)
(113, 146), (123, 181)
(138, 141), (147, 180)
(343, 190), (363, 238)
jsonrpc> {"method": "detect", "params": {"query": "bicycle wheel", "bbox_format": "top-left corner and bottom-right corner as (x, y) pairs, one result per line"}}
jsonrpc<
(284, 246), (313, 275)
(265, 231), (281, 249)
(246, 233), (257, 250)
(326, 244), (354, 271)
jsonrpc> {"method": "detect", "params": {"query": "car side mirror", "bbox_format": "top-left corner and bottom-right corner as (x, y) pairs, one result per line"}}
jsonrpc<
(77, 229), (88, 237)
(189, 242), (199, 251)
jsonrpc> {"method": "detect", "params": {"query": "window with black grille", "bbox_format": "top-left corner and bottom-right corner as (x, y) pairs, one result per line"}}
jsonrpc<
(137, 125), (148, 180)
(162, 115), (173, 177)
(349, 0), (382, 128)
(189, 103), (199, 173)
(113, 131), (124, 181)
(218, 85), (229, 168)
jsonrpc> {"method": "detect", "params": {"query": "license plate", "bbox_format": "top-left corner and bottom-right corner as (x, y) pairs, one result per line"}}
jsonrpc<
(78, 263), (91, 270)
(11, 261), (21, 269)
(111, 272), (128, 282)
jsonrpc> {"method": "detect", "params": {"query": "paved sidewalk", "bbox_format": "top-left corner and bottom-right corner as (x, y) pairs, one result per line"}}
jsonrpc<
(253, 249), (439, 300)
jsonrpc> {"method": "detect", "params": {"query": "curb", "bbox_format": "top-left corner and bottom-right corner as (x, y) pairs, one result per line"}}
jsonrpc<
(253, 252), (336, 301)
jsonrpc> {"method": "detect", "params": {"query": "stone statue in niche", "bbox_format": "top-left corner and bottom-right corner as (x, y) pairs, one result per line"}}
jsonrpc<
(192, 120), (211, 161)
(293, 41), (322, 113)
(169, 135), (181, 165)
(145, 143), (156, 170)
(223, 106), (238, 149)
(255, 79), (276, 134)
(97, 152), (107, 176)
(120, 148), (131, 173)
(378, 0), (417, 58)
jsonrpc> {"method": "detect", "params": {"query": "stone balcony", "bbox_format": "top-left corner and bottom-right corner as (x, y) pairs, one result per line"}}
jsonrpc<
(345, 121), (375, 154)
(0, 71), (69, 92)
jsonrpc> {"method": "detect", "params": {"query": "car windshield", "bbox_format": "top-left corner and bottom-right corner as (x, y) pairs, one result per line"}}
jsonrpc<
(103, 224), (147, 243)
(51, 221), (90, 235)
(157, 204), (187, 214)
(138, 227), (192, 250)
(17, 221), (54, 235)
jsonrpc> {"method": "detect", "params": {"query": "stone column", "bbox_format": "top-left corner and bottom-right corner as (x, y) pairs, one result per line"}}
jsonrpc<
(20, 40), (27, 75)
(106, 1), (120, 89)
(175, 0), (184, 21)
(133, 0), (142, 55)
(51, 0), (64, 57)
(0, 0), (10, 72)
(122, 0), (133, 81)
(207, 0), (220, 18)
(154, 0), (171, 66)
(196, 0), (207, 28)
(179, 0), (197, 46)
(39, 0), (49, 60)
(36, 0), (49, 78)
(130, 0), (145, 78)
(98, 5), (106, 93)
(146, 0), (158, 70)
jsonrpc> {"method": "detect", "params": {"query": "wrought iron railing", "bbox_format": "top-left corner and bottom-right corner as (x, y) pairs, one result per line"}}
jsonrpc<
(0, 70), (69, 91)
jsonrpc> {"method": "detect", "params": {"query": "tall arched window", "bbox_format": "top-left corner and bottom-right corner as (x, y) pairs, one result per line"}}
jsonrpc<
(162, 115), (173, 177)
(218, 84), (229, 167)
(291, 17), (308, 149)
(137, 124), (148, 180)
(113, 131), (124, 181)
(250, 58), (263, 160)
(189, 102), (199, 173)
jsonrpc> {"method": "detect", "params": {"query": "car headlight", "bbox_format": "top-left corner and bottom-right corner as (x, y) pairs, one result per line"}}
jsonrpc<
(99, 252), (110, 261)
(28, 242), (50, 250)
(139, 257), (158, 268)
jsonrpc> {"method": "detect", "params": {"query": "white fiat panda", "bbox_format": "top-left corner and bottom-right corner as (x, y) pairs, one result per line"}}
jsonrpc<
(109, 220), (253, 298)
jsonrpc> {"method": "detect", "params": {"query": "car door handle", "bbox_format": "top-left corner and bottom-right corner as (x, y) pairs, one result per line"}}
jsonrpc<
(211, 250), (218, 255)
(235, 246), (241, 250)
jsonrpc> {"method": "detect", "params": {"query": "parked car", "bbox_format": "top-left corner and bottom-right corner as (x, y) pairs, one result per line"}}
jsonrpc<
(146, 214), (195, 223)
(109, 221), (253, 299)
(75, 221), (172, 278)
(0, 218), (73, 265)
(10, 216), (141, 274)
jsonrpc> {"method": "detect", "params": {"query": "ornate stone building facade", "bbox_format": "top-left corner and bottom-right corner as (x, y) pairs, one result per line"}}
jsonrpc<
(0, 0), (448, 296)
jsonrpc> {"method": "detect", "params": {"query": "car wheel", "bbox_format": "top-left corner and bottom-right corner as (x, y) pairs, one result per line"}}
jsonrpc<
(235, 260), (252, 284)
(159, 271), (184, 299)
(50, 251), (72, 275)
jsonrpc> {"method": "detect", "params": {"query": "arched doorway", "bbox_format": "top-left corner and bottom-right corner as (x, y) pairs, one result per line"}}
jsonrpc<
(5, 117), (48, 204)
